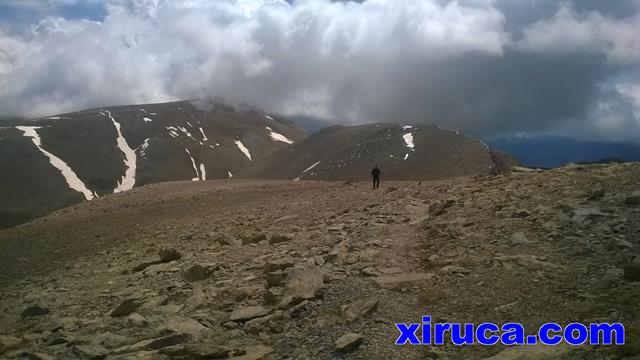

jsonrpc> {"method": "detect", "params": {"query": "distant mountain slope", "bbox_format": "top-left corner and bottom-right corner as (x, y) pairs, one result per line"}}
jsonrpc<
(243, 123), (517, 181)
(0, 100), (306, 228)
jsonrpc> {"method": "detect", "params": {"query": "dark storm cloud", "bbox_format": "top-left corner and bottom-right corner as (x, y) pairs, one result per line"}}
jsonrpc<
(0, 0), (638, 141)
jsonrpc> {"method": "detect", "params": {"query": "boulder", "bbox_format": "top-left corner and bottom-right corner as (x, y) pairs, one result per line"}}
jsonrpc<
(334, 333), (364, 352)
(182, 264), (210, 282)
(229, 306), (271, 322)
(625, 191), (640, 205)
(268, 234), (292, 245)
(342, 297), (379, 322)
(241, 232), (267, 245)
(110, 298), (141, 317)
(159, 247), (182, 263)
(279, 264), (324, 307)
(21, 305), (50, 318)
(72, 344), (110, 360)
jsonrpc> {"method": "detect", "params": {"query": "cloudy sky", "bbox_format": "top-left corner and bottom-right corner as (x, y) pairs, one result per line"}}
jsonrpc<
(0, 0), (639, 141)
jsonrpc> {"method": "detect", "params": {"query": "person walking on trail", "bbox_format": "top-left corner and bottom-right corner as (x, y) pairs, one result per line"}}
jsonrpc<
(371, 165), (381, 189)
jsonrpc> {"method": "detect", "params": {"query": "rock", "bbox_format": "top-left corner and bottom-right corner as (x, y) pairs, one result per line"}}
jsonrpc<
(428, 199), (455, 216)
(268, 234), (292, 245)
(159, 247), (182, 263)
(482, 343), (579, 359)
(241, 232), (267, 245)
(511, 232), (531, 245)
(127, 313), (147, 327)
(342, 297), (379, 322)
(373, 272), (434, 290)
(438, 265), (470, 275)
(587, 184), (605, 200)
(182, 264), (210, 282)
(138, 333), (193, 351)
(110, 298), (141, 317)
(160, 344), (235, 359)
(229, 306), (271, 322)
(279, 264), (324, 307)
(209, 232), (236, 246)
(625, 191), (640, 205)
(21, 305), (50, 318)
(265, 270), (287, 287)
(512, 209), (531, 218)
(72, 344), (110, 360)
(0, 335), (23, 355)
(623, 264), (640, 282)
(263, 287), (283, 305)
(334, 333), (364, 352)
(263, 259), (295, 274)
(232, 345), (273, 360)
(244, 312), (282, 335)
(511, 166), (536, 172)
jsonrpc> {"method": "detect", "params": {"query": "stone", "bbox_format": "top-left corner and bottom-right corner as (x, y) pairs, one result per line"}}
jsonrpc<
(511, 232), (531, 245)
(127, 313), (147, 327)
(279, 264), (324, 307)
(159, 247), (182, 263)
(110, 298), (141, 317)
(229, 306), (271, 322)
(21, 305), (50, 318)
(0, 335), (23, 355)
(623, 264), (640, 282)
(265, 270), (287, 287)
(141, 333), (193, 351)
(182, 264), (209, 282)
(342, 297), (379, 322)
(625, 191), (640, 205)
(244, 312), (282, 335)
(587, 184), (605, 200)
(438, 265), (470, 275)
(72, 344), (110, 360)
(263, 287), (283, 305)
(334, 333), (364, 352)
(268, 234), (292, 245)
(428, 199), (455, 216)
(263, 259), (295, 274)
(160, 344), (234, 359)
(373, 272), (434, 290)
(241, 232), (267, 245)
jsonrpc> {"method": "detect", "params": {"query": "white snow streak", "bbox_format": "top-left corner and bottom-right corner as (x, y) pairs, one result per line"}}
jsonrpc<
(302, 161), (321, 174)
(264, 115), (275, 121)
(199, 127), (208, 141)
(17, 126), (94, 200)
(138, 138), (150, 159)
(106, 111), (137, 193)
(184, 147), (200, 181)
(234, 140), (253, 161)
(199, 164), (207, 181)
(143, 117), (153, 123)
(266, 126), (294, 144)
(228, 171), (233, 178)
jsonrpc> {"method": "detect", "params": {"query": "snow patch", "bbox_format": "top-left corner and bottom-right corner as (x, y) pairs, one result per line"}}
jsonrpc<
(199, 127), (208, 141)
(199, 164), (207, 181)
(264, 114), (275, 121)
(106, 111), (137, 193)
(17, 126), (94, 200)
(228, 170), (233, 178)
(234, 140), (253, 161)
(401, 125), (417, 160)
(137, 138), (150, 159)
(302, 161), (321, 174)
(266, 126), (294, 144)
(184, 147), (200, 181)
(143, 117), (153, 123)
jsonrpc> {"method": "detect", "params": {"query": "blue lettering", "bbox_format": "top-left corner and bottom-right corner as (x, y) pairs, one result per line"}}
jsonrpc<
(434, 323), (451, 345)
(476, 323), (500, 345)
(539, 323), (562, 345)
(564, 323), (588, 345)
(590, 323), (625, 345)
(395, 323), (421, 345)
(451, 323), (474, 345)
(501, 323), (525, 345)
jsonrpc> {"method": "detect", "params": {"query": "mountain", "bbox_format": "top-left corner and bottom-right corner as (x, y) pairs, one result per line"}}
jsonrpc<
(488, 136), (640, 168)
(0, 100), (307, 228)
(244, 123), (517, 181)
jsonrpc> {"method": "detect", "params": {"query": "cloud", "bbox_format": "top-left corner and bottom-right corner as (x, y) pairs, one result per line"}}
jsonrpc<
(0, 0), (638, 141)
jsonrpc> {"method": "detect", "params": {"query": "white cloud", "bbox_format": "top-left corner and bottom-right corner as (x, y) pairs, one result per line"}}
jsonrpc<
(518, 2), (640, 64)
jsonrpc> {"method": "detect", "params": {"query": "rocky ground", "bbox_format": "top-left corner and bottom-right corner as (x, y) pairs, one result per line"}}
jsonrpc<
(0, 163), (639, 359)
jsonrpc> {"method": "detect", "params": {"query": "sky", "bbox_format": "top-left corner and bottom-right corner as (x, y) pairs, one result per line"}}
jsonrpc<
(0, 0), (639, 142)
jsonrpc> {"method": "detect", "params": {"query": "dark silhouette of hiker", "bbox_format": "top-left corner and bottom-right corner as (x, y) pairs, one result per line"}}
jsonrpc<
(371, 165), (381, 189)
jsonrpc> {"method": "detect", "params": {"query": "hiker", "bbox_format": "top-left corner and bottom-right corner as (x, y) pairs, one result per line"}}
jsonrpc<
(371, 165), (381, 189)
